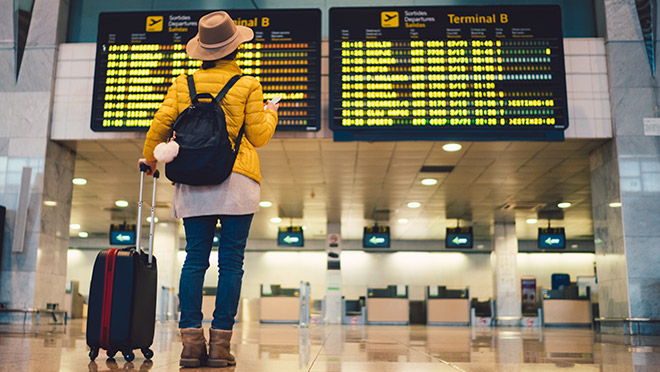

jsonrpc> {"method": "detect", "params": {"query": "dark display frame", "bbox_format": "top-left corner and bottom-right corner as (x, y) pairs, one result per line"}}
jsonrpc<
(91, 9), (322, 132)
(445, 226), (474, 248)
(277, 226), (305, 247)
(329, 5), (568, 141)
(363, 226), (391, 248)
(538, 227), (566, 248)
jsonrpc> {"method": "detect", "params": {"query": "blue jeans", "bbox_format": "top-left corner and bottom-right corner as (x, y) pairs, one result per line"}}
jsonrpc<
(179, 214), (253, 330)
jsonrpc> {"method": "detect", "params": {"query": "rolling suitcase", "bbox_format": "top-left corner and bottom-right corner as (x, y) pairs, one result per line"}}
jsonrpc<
(87, 164), (159, 361)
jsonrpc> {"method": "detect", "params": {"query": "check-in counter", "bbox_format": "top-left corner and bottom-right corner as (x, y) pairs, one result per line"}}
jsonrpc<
(366, 285), (409, 325)
(259, 284), (300, 324)
(542, 286), (592, 326)
(342, 297), (366, 325)
(426, 286), (470, 326)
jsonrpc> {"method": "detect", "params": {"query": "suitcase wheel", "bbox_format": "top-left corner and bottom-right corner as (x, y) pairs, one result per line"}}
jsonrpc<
(89, 347), (99, 361)
(141, 348), (154, 359)
(106, 349), (117, 360)
(123, 351), (135, 362)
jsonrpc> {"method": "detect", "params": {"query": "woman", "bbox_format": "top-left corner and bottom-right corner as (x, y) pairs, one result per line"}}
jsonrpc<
(139, 11), (278, 368)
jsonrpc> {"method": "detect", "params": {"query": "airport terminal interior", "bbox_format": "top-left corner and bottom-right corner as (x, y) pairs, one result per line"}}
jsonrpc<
(3, 0), (660, 371)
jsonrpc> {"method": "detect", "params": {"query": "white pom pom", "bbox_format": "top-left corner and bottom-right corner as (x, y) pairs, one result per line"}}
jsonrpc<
(153, 141), (180, 163)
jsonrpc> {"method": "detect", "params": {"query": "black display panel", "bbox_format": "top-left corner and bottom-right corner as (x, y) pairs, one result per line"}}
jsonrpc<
(277, 226), (304, 247)
(445, 227), (473, 248)
(329, 6), (568, 141)
(92, 9), (321, 132)
(363, 226), (390, 248)
(538, 227), (566, 248)
(109, 223), (136, 245)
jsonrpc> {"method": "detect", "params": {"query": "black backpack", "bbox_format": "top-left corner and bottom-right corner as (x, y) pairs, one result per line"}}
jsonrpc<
(165, 75), (244, 186)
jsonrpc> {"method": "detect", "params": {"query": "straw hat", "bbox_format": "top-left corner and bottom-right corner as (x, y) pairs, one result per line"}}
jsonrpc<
(186, 11), (254, 61)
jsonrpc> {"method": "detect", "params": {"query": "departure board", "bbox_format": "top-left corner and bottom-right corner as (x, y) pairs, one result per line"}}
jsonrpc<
(330, 6), (568, 141)
(91, 9), (321, 132)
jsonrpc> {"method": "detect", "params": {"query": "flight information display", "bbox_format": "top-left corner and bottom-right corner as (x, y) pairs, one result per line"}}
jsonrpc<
(92, 9), (321, 132)
(329, 6), (568, 141)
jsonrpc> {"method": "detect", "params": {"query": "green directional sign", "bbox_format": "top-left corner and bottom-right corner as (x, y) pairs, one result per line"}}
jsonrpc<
(538, 227), (565, 248)
(277, 226), (304, 247)
(363, 226), (390, 248)
(109, 224), (136, 245)
(446, 227), (473, 248)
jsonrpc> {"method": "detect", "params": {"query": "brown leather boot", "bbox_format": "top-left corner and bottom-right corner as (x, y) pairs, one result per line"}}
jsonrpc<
(208, 329), (236, 367)
(179, 328), (208, 368)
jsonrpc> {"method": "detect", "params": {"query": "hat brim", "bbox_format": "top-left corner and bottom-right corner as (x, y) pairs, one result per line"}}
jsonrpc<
(185, 25), (254, 61)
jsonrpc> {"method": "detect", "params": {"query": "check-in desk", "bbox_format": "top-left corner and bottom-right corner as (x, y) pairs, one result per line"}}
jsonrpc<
(366, 285), (409, 325)
(426, 286), (470, 326)
(542, 286), (592, 327)
(259, 284), (300, 324)
(342, 297), (366, 325)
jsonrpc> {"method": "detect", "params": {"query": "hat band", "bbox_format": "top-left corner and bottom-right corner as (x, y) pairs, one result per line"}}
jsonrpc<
(199, 32), (239, 49)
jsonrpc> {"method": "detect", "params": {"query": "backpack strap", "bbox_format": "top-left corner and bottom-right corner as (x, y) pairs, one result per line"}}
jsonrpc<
(213, 75), (245, 155)
(187, 75), (197, 100)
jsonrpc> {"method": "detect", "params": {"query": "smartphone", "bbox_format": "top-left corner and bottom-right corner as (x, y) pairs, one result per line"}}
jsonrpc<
(264, 95), (282, 109)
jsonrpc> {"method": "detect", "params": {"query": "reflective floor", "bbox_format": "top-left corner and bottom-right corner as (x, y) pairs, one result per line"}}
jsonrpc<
(1, 320), (660, 371)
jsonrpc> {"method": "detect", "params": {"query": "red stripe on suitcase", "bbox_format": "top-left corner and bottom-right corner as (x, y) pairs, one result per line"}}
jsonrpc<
(100, 248), (119, 350)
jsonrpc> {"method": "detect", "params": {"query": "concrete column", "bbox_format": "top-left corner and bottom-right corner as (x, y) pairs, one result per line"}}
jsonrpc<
(493, 222), (521, 325)
(591, 0), (660, 334)
(0, 0), (73, 322)
(153, 222), (180, 321)
(324, 222), (342, 324)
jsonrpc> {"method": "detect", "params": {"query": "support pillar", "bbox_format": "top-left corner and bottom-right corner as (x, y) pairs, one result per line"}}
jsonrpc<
(493, 222), (521, 326)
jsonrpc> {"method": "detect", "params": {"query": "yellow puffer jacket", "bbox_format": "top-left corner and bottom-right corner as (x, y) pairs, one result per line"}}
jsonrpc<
(143, 60), (278, 184)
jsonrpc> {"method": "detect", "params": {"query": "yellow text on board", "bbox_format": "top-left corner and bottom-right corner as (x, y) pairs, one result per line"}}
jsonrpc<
(234, 17), (270, 27)
(447, 13), (509, 24)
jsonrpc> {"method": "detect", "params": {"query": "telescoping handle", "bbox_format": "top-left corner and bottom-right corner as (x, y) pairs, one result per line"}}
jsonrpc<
(138, 163), (160, 265)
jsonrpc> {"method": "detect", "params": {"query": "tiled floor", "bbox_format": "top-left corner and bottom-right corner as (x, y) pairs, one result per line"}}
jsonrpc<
(1, 320), (660, 371)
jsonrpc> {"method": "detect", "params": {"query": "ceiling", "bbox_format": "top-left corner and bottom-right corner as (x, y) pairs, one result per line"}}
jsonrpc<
(67, 137), (608, 242)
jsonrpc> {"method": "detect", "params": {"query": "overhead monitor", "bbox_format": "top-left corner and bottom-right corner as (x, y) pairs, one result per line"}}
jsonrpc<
(445, 226), (473, 248)
(109, 223), (136, 245)
(363, 226), (391, 248)
(277, 226), (304, 247)
(538, 227), (566, 249)
(329, 5), (567, 141)
(92, 9), (322, 132)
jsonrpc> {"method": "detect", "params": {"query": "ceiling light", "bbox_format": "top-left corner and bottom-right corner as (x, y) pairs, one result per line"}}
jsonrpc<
(43, 200), (57, 207)
(407, 202), (421, 208)
(78, 232), (89, 238)
(146, 216), (159, 223)
(259, 201), (273, 208)
(398, 218), (409, 224)
(270, 217), (282, 223)
(609, 202), (622, 208)
(526, 218), (538, 224)
(557, 202), (571, 209)
(115, 200), (129, 208)
(302, 225), (307, 230)
(70, 224), (81, 230)
(421, 178), (438, 186)
(442, 143), (462, 152)
(72, 178), (87, 185)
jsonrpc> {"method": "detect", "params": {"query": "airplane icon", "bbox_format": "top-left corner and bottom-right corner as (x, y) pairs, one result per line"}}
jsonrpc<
(384, 13), (397, 22)
(381, 11), (399, 28)
(146, 16), (164, 32)
(149, 18), (162, 27)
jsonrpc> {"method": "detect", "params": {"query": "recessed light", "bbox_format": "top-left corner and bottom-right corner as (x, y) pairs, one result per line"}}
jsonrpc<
(146, 216), (159, 223)
(557, 202), (571, 209)
(526, 218), (538, 224)
(398, 218), (409, 224)
(421, 178), (438, 186)
(78, 232), (89, 238)
(302, 225), (307, 230)
(72, 178), (87, 185)
(407, 202), (421, 208)
(442, 143), (462, 152)
(609, 202), (622, 208)
(43, 200), (57, 207)
(259, 201), (273, 208)
(270, 217), (282, 223)
(70, 224), (81, 230)
(115, 200), (129, 208)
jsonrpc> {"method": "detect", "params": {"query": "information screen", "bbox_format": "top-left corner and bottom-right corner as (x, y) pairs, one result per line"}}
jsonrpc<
(92, 9), (321, 132)
(109, 224), (136, 245)
(363, 226), (391, 248)
(277, 226), (304, 247)
(329, 6), (568, 141)
(445, 227), (473, 248)
(538, 227), (566, 248)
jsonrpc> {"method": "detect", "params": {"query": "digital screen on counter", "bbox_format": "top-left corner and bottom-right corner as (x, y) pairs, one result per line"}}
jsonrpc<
(538, 227), (566, 249)
(329, 6), (568, 141)
(363, 226), (391, 248)
(445, 227), (473, 248)
(92, 9), (321, 132)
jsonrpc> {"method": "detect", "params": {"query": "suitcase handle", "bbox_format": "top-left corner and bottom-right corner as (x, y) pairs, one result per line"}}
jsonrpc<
(137, 165), (159, 265)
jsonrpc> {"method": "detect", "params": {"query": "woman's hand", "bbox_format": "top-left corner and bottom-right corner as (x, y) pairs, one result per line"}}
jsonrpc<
(138, 158), (157, 175)
(265, 100), (280, 112)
